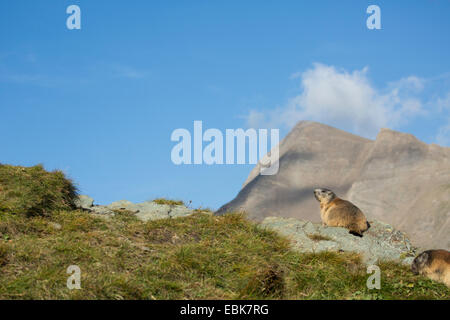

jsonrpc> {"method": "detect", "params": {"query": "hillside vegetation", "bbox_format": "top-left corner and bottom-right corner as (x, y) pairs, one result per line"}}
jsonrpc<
(0, 164), (448, 300)
(0, 164), (77, 216)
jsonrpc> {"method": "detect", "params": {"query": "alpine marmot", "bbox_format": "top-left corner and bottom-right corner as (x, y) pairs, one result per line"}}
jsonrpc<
(313, 188), (370, 237)
(411, 249), (450, 287)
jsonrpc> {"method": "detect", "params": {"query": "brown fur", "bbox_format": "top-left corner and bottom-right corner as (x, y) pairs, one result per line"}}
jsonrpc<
(411, 249), (450, 287)
(313, 188), (369, 236)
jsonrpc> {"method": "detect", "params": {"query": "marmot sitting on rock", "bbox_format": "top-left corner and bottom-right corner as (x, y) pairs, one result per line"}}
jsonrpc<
(411, 249), (450, 287)
(313, 188), (370, 237)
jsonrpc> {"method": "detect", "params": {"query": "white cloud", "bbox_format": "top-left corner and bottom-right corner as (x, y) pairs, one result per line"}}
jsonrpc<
(245, 63), (426, 138)
(388, 76), (424, 93)
(0, 73), (60, 87)
(435, 92), (450, 146)
(436, 92), (450, 112)
(436, 121), (450, 146)
(0, 62), (147, 87)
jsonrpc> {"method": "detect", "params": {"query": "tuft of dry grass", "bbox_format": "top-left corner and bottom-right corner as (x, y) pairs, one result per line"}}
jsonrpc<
(0, 243), (8, 266)
(308, 234), (332, 242)
(240, 263), (286, 299)
(152, 198), (184, 206)
(0, 164), (77, 217)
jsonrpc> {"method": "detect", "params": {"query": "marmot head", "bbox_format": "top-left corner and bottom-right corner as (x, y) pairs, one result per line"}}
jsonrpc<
(313, 188), (336, 204)
(411, 251), (430, 275)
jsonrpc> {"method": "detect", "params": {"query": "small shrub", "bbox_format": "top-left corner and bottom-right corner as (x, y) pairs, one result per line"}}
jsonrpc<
(0, 243), (8, 266)
(0, 164), (78, 217)
(152, 198), (184, 206)
(192, 208), (213, 215)
(240, 264), (285, 299)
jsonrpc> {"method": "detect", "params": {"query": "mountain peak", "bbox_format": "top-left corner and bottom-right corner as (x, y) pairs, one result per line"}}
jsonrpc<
(375, 127), (422, 144)
(217, 121), (450, 249)
(288, 121), (372, 143)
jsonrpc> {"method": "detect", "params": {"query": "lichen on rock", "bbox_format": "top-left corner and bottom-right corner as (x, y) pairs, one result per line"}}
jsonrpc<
(259, 217), (417, 265)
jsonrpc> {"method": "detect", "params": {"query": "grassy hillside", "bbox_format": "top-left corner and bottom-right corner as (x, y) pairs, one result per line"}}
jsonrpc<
(0, 210), (448, 300)
(0, 164), (448, 300)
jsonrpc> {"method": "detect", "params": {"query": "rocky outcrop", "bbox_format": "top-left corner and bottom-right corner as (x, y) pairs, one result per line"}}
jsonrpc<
(217, 121), (450, 250)
(74, 195), (94, 210)
(75, 196), (194, 221)
(75, 196), (419, 265)
(260, 217), (417, 265)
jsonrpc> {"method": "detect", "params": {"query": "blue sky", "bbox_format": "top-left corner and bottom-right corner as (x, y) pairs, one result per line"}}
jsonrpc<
(1, 0), (449, 209)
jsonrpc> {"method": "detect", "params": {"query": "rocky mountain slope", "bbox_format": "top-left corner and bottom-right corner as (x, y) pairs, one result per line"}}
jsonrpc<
(216, 121), (450, 249)
(75, 195), (417, 266)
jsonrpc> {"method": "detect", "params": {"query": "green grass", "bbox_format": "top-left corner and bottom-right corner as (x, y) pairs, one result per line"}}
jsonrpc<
(0, 164), (447, 300)
(0, 164), (77, 217)
(0, 211), (448, 300)
(152, 198), (184, 206)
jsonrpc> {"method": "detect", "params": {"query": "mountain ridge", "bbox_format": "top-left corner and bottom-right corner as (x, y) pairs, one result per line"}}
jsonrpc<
(216, 121), (450, 249)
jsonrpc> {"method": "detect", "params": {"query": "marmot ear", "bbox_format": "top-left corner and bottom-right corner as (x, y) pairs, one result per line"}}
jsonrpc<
(418, 252), (429, 264)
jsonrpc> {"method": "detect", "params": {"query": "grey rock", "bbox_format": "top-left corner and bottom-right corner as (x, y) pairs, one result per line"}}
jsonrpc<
(139, 246), (152, 252)
(49, 222), (62, 230)
(82, 197), (194, 222)
(81, 200), (193, 222)
(74, 195), (94, 209)
(108, 200), (140, 213)
(217, 121), (450, 250)
(402, 256), (415, 266)
(259, 217), (417, 265)
(106, 200), (193, 221)
(137, 202), (193, 221)
(90, 205), (115, 215)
